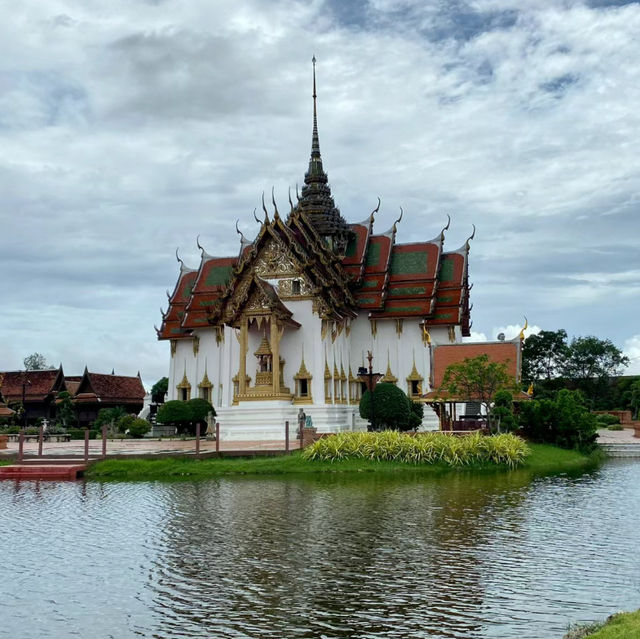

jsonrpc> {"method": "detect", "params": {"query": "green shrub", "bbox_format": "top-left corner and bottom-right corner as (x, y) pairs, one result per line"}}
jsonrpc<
(128, 418), (151, 438)
(359, 383), (412, 431)
(92, 406), (127, 431)
(607, 424), (624, 431)
(116, 414), (136, 433)
(47, 423), (68, 434)
(68, 428), (99, 440)
(595, 413), (620, 426)
(492, 390), (518, 432)
(302, 431), (530, 469)
(409, 401), (424, 430)
(157, 399), (215, 435)
(519, 389), (598, 452)
(25, 427), (39, 435)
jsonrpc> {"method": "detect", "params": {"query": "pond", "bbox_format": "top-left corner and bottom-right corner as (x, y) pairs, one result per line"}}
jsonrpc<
(1, 461), (640, 639)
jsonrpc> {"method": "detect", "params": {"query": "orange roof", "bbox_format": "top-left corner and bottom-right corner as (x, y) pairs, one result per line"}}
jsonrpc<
(159, 214), (474, 336)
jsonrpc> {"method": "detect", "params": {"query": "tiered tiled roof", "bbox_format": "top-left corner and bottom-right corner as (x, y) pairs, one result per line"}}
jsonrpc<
(158, 62), (472, 339)
(182, 254), (238, 330)
(0, 368), (65, 403)
(74, 370), (146, 404)
(63, 376), (83, 396)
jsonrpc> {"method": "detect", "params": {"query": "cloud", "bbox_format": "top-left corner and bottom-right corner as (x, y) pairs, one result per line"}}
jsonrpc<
(464, 331), (488, 342)
(1, 0), (639, 386)
(492, 324), (541, 341)
(623, 335), (640, 375)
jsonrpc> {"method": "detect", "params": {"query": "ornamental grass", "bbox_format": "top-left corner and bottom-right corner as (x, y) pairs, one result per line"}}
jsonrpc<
(302, 431), (530, 469)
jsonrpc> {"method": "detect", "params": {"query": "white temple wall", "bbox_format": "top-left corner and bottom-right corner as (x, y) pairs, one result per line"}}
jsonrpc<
(170, 339), (198, 401)
(166, 311), (459, 432)
(278, 299), (320, 395)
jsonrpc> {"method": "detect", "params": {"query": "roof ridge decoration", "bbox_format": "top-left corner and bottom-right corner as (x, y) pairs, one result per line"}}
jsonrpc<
(175, 248), (197, 274)
(235, 221), (254, 253)
(450, 224), (476, 255)
(296, 56), (350, 253)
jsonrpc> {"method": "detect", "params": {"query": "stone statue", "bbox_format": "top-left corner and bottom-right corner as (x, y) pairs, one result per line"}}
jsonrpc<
(297, 408), (306, 436)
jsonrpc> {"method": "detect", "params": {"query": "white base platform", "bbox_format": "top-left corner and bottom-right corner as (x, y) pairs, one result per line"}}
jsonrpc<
(215, 401), (441, 440)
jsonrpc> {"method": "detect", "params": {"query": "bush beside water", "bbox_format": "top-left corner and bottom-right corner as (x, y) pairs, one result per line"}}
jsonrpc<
(302, 431), (530, 469)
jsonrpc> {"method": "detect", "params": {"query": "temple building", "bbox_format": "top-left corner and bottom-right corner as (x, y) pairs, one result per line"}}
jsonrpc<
(157, 61), (473, 439)
(0, 367), (145, 426)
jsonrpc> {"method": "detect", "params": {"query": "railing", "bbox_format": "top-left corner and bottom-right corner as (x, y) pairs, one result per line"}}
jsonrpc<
(9, 420), (300, 462)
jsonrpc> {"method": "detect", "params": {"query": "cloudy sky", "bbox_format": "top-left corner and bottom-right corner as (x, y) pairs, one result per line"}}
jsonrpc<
(2, 0), (640, 386)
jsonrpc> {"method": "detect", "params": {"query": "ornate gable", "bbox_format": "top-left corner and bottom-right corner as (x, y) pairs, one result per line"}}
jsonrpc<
(254, 237), (299, 278)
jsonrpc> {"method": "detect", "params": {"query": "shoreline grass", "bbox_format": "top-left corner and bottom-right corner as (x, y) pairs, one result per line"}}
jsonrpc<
(85, 441), (600, 482)
(564, 610), (640, 638)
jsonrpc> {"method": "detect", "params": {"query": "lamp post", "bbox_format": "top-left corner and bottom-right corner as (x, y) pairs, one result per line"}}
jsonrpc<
(358, 351), (377, 431)
(21, 374), (31, 430)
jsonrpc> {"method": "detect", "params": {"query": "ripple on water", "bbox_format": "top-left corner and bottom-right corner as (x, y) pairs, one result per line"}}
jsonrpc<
(1, 463), (640, 638)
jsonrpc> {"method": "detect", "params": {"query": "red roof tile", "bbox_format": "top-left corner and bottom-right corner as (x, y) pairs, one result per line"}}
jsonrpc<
(75, 372), (146, 404)
(0, 369), (64, 403)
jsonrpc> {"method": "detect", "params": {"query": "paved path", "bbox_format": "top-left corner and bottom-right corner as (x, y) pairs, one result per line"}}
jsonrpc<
(596, 427), (639, 443)
(1, 438), (301, 458)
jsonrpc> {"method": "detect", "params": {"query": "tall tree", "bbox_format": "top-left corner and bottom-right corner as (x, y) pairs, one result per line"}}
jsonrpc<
(439, 354), (519, 432)
(562, 336), (629, 381)
(522, 329), (569, 383)
(561, 336), (628, 408)
(23, 352), (51, 371)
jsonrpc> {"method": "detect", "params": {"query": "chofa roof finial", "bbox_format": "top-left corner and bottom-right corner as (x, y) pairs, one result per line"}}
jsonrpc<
(392, 207), (403, 233)
(235, 220), (247, 243)
(261, 192), (270, 223)
(271, 186), (280, 220)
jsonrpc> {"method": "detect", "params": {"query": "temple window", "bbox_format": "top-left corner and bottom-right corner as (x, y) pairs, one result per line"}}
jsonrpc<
(406, 359), (424, 399)
(198, 370), (213, 403)
(292, 279), (301, 295)
(294, 354), (313, 404)
(176, 369), (191, 401)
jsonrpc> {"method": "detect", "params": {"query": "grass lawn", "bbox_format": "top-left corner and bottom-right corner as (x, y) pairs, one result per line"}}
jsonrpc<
(566, 610), (640, 638)
(587, 610), (640, 638)
(85, 441), (600, 481)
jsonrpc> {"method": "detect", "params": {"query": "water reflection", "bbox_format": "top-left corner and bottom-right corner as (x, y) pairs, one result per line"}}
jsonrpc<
(1, 463), (639, 639)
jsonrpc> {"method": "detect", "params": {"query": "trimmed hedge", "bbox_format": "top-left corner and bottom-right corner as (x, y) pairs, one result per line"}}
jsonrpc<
(68, 429), (99, 440)
(302, 431), (530, 469)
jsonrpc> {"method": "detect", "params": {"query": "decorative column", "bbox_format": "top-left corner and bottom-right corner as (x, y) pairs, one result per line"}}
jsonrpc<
(271, 317), (280, 395)
(239, 317), (248, 395)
